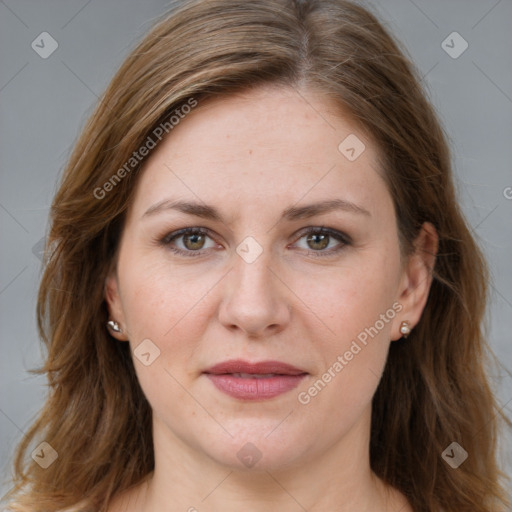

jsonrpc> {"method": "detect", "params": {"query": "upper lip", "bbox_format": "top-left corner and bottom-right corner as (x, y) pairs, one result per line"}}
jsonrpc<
(204, 359), (307, 375)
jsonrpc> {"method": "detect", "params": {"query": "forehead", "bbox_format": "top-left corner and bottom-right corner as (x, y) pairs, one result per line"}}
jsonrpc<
(154, 85), (372, 164)
(128, 85), (390, 223)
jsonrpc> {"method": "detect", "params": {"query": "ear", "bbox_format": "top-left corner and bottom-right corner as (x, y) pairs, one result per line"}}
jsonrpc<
(391, 222), (438, 341)
(104, 267), (130, 341)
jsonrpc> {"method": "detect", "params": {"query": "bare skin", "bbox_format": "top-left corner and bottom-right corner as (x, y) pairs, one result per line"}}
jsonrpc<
(105, 84), (437, 512)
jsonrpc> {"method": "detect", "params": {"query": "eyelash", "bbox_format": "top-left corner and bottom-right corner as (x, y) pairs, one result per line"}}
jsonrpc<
(158, 226), (351, 258)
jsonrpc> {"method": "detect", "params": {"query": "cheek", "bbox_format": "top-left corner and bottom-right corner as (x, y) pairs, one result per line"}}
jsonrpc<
(292, 246), (400, 341)
(118, 247), (211, 336)
(293, 250), (400, 412)
(118, 261), (210, 417)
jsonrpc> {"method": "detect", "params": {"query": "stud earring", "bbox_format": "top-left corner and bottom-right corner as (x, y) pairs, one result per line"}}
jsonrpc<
(399, 321), (411, 338)
(107, 320), (122, 333)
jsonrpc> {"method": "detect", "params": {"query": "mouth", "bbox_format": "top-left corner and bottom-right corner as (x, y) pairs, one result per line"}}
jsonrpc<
(203, 359), (308, 400)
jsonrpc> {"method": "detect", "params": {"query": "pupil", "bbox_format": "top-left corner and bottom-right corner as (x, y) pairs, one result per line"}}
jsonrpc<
(185, 233), (204, 250)
(308, 233), (329, 250)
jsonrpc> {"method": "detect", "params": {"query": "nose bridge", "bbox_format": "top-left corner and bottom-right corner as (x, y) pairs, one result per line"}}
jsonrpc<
(233, 239), (275, 300)
(218, 235), (291, 336)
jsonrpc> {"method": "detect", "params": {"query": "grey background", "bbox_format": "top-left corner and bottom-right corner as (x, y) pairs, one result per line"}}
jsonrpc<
(1, 0), (511, 501)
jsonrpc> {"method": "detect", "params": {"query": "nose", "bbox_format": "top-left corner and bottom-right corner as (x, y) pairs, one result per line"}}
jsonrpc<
(218, 247), (292, 339)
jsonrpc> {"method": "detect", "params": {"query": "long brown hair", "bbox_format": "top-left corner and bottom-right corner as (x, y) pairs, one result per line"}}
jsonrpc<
(3, 1), (510, 510)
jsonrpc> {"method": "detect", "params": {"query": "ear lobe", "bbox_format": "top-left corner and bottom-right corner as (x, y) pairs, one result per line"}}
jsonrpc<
(392, 222), (438, 341)
(104, 271), (129, 341)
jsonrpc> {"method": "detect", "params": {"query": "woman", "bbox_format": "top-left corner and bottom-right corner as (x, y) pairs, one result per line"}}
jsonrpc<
(3, 0), (510, 511)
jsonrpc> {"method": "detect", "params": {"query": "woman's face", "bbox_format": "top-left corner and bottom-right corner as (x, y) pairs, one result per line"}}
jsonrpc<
(106, 85), (432, 472)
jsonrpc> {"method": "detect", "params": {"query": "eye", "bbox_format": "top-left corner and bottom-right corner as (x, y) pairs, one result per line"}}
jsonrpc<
(293, 227), (350, 257)
(159, 227), (217, 257)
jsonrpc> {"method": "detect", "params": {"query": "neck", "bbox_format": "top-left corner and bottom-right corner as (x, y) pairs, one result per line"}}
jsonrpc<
(120, 407), (408, 512)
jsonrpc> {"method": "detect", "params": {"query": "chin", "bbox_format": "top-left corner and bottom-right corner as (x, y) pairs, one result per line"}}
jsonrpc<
(199, 423), (310, 473)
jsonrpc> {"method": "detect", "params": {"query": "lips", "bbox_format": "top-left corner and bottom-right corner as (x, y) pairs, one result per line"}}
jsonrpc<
(205, 359), (306, 376)
(203, 359), (308, 400)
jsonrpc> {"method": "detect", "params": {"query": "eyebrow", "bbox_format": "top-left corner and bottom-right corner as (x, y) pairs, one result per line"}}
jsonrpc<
(142, 198), (371, 222)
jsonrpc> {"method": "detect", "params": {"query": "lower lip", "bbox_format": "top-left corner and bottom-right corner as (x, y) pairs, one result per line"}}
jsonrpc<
(205, 374), (307, 400)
